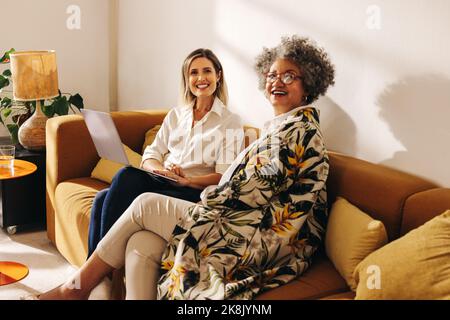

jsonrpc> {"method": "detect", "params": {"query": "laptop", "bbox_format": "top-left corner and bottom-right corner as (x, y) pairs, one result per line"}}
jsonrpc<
(81, 109), (177, 182)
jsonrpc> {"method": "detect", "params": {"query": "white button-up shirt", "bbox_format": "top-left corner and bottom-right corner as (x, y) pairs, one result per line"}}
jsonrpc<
(142, 97), (244, 177)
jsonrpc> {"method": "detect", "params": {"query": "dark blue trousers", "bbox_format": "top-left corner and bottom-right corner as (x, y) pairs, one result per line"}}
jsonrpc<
(87, 166), (202, 258)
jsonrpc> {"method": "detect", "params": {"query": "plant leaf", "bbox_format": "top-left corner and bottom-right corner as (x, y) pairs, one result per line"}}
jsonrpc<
(68, 93), (84, 110)
(0, 48), (15, 63)
(2, 69), (11, 77)
(6, 124), (19, 145)
(42, 103), (55, 117)
(2, 109), (12, 118)
(53, 96), (69, 115)
(0, 75), (9, 89)
(1, 97), (12, 108)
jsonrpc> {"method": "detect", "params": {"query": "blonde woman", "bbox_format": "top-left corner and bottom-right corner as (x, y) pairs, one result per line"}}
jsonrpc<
(87, 48), (244, 257)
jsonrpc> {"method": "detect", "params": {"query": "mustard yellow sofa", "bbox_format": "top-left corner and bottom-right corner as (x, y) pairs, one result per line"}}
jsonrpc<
(46, 110), (449, 299)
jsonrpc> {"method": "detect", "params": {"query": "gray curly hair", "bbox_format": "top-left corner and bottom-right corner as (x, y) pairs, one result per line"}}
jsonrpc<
(254, 35), (335, 105)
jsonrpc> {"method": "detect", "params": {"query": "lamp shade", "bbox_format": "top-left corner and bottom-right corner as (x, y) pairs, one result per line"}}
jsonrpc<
(10, 50), (59, 101)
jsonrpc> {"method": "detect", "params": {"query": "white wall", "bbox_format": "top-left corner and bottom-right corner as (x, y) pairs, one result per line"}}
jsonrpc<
(116, 0), (217, 109)
(2, 1), (448, 187)
(117, 0), (450, 187)
(0, 0), (111, 126)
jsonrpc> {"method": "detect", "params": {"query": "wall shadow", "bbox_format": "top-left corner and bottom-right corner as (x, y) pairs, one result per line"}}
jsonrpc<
(377, 74), (450, 186)
(317, 96), (357, 155)
(243, 0), (418, 75)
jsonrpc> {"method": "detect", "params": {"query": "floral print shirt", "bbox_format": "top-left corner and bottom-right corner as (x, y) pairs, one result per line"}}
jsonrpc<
(157, 107), (329, 300)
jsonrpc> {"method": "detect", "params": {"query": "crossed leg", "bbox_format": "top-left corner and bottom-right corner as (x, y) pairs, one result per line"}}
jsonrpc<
(39, 193), (195, 300)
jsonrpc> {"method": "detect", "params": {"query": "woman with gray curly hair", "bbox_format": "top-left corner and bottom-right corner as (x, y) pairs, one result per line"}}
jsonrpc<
(38, 35), (335, 300)
(255, 35), (335, 112)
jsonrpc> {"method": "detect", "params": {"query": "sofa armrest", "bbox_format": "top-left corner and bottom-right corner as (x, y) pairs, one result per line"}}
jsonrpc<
(401, 188), (450, 235)
(45, 109), (169, 243)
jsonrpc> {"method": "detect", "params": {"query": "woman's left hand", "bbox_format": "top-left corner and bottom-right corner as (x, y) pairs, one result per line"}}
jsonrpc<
(166, 164), (185, 177)
(153, 169), (191, 187)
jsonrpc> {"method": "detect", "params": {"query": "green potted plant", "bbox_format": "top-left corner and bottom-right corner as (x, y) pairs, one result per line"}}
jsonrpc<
(0, 48), (84, 146)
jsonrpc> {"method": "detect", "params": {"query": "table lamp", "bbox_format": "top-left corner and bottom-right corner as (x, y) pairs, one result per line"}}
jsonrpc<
(10, 50), (59, 151)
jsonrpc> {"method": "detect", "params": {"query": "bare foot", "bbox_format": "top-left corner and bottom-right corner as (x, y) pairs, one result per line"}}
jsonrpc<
(39, 283), (90, 300)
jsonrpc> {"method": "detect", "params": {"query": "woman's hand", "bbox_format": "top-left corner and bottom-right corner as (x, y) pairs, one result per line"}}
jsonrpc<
(153, 169), (191, 187)
(166, 164), (185, 177)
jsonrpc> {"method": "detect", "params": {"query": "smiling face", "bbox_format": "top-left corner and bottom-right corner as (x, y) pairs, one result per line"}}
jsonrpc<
(265, 58), (306, 115)
(188, 57), (221, 101)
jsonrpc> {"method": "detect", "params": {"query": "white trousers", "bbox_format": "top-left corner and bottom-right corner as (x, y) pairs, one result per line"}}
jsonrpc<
(96, 192), (195, 299)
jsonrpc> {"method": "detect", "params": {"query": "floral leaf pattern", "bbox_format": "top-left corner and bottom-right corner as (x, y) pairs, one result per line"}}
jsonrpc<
(157, 107), (329, 300)
(271, 205), (305, 236)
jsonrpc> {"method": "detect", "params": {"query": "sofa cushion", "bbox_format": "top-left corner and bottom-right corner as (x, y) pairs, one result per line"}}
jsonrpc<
(54, 177), (109, 266)
(255, 253), (349, 300)
(91, 145), (142, 184)
(141, 125), (161, 154)
(354, 210), (450, 300)
(327, 152), (437, 241)
(325, 197), (388, 291)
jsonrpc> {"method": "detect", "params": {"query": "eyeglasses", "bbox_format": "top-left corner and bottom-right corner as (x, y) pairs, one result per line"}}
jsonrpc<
(266, 72), (302, 85)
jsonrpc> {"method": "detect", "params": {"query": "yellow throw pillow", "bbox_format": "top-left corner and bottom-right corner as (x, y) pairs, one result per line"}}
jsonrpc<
(141, 125), (162, 154)
(325, 197), (388, 291)
(353, 210), (450, 300)
(91, 145), (142, 184)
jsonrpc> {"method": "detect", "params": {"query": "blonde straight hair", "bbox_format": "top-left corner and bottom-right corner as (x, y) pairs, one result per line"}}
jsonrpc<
(180, 48), (228, 107)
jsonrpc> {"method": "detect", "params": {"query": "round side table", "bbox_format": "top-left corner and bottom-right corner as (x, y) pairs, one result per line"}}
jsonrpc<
(0, 159), (37, 180)
(0, 261), (29, 286)
(0, 160), (36, 286)
(0, 159), (37, 235)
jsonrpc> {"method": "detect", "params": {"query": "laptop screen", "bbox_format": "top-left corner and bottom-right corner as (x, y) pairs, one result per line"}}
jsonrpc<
(81, 109), (129, 165)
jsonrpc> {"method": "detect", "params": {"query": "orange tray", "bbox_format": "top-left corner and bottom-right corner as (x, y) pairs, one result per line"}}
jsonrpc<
(0, 261), (29, 286)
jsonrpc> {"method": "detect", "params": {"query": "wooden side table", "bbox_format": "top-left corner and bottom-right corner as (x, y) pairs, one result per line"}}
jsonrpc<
(0, 155), (45, 234)
(0, 159), (36, 179)
(0, 261), (29, 286)
(0, 160), (33, 285)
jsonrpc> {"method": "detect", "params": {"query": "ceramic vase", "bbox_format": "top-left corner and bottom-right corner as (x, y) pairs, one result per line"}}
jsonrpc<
(18, 102), (47, 151)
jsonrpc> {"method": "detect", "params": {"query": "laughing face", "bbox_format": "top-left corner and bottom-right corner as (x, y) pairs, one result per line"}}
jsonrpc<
(265, 58), (306, 115)
(188, 57), (221, 100)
